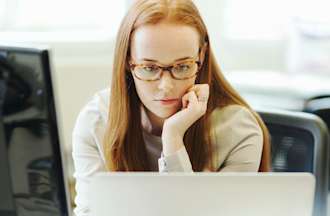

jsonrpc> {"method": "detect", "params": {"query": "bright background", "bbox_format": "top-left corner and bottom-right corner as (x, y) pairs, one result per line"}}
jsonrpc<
(1, 0), (330, 205)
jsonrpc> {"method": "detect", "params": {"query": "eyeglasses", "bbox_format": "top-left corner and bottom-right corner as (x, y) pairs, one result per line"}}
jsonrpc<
(128, 58), (201, 81)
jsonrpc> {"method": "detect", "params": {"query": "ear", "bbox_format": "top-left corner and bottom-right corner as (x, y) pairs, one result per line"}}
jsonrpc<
(199, 42), (208, 66)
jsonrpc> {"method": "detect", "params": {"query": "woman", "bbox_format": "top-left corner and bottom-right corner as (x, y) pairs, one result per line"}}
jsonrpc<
(72, 0), (271, 215)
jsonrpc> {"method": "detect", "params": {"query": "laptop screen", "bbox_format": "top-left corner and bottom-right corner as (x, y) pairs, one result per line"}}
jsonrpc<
(0, 45), (69, 216)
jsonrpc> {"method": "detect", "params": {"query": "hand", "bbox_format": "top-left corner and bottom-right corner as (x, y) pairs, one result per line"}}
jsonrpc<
(163, 84), (210, 138)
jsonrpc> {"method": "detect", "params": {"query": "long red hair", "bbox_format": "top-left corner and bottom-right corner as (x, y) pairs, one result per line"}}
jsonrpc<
(103, 0), (271, 172)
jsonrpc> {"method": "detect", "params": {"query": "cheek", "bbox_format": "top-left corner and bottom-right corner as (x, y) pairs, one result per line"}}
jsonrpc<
(133, 77), (197, 118)
(133, 79), (155, 102)
(177, 78), (196, 97)
(134, 78), (196, 101)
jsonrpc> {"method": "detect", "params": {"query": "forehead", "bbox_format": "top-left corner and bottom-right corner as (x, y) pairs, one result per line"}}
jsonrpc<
(130, 22), (200, 64)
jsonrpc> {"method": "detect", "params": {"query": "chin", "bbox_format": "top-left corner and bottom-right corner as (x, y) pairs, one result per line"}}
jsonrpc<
(153, 109), (178, 119)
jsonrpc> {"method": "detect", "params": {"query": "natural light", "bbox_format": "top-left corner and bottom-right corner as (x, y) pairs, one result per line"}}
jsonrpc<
(224, 0), (330, 40)
(0, 0), (127, 41)
(1, 0), (330, 41)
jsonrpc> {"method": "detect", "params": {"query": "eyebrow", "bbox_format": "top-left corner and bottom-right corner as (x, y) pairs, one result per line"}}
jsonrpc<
(138, 56), (194, 63)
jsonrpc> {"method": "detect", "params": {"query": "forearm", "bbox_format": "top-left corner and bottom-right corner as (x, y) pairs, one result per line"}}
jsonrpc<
(161, 131), (184, 156)
(158, 146), (193, 172)
(159, 128), (193, 172)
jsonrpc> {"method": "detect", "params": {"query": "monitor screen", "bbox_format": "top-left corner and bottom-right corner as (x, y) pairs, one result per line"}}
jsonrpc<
(0, 45), (69, 216)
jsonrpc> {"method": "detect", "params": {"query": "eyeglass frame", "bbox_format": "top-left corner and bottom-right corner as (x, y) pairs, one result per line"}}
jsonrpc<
(128, 58), (202, 81)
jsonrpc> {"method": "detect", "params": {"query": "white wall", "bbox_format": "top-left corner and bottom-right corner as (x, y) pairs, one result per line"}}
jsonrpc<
(194, 0), (287, 72)
(49, 41), (115, 176)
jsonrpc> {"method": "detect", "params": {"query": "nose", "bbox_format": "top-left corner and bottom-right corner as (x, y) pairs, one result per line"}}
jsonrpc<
(157, 71), (174, 93)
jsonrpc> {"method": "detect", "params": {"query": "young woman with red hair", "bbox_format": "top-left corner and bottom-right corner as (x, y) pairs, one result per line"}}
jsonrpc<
(72, 0), (271, 215)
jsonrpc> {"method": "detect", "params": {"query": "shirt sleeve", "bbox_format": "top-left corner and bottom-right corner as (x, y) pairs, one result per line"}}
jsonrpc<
(158, 146), (193, 172)
(213, 105), (263, 172)
(72, 95), (107, 216)
(219, 132), (263, 172)
(157, 105), (263, 173)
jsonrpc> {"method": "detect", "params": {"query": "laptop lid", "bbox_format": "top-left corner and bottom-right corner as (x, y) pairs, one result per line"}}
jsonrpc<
(90, 172), (315, 216)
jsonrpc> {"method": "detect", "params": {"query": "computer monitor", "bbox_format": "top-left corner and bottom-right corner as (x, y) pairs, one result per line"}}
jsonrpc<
(0, 44), (70, 216)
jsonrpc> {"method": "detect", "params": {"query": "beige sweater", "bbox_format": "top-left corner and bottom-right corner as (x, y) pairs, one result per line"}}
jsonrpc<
(72, 88), (263, 216)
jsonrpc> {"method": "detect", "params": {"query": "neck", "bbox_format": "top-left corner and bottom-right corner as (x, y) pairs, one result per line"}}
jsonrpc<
(141, 106), (165, 136)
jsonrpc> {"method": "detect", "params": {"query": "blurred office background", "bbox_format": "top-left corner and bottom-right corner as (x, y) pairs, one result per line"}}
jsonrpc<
(1, 0), (330, 207)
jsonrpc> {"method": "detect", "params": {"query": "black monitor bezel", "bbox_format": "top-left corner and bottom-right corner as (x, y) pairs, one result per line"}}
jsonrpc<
(0, 45), (69, 216)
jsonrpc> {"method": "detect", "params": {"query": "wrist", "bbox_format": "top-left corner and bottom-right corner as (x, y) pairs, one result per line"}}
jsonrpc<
(162, 122), (185, 138)
(161, 130), (184, 156)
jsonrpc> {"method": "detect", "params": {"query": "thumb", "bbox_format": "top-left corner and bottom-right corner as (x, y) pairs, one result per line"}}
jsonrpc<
(182, 93), (189, 109)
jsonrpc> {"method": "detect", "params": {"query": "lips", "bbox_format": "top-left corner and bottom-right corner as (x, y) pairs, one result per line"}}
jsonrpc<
(157, 98), (178, 101)
(155, 98), (179, 105)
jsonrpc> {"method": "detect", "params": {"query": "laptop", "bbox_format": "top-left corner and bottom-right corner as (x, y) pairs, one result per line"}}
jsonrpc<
(89, 172), (315, 216)
(0, 44), (70, 216)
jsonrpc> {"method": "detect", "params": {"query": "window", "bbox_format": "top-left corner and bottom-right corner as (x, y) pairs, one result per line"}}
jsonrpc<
(0, 0), (128, 41)
(223, 0), (330, 40)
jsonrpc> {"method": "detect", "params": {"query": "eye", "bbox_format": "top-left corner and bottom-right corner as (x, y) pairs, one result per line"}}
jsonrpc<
(143, 65), (159, 72)
(176, 64), (191, 71)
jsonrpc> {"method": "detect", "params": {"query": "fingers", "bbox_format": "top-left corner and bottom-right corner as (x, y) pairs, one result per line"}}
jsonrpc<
(181, 84), (209, 109)
(182, 90), (198, 109)
(188, 84), (209, 103)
